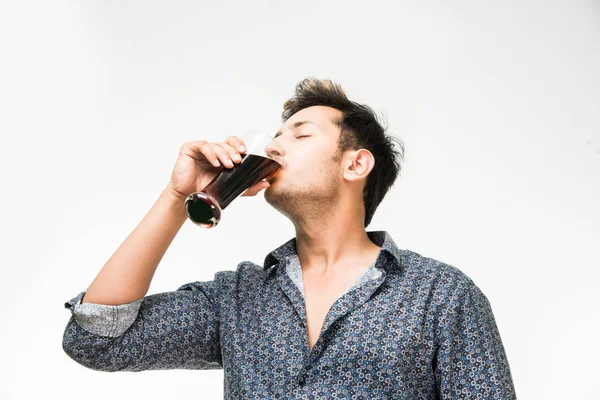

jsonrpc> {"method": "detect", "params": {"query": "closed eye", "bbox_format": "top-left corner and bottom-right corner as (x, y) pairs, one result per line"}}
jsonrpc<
(297, 135), (310, 139)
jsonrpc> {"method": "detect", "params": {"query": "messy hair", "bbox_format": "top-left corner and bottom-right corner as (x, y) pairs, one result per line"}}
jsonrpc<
(282, 78), (405, 228)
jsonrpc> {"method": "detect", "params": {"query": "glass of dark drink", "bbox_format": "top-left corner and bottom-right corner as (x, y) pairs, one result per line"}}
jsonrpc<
(184, 130), (284, 228)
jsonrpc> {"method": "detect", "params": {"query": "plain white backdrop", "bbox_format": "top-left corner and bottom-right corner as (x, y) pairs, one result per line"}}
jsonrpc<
(0, 0), (598, 399)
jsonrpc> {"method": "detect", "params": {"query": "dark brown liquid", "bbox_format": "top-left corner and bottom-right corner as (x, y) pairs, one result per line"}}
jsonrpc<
(185, 154), (281, 225)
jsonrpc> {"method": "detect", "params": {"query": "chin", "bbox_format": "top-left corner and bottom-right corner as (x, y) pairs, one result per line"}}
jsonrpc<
(264, 183), (282, 205)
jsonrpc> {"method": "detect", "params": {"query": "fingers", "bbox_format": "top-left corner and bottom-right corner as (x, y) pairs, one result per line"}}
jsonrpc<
(181, 140), (222, 167)
(225, 135), (246, 153)
(181, 136), (247, 170)
(210, 143), (236, 168)
(214, 142), (244, 168)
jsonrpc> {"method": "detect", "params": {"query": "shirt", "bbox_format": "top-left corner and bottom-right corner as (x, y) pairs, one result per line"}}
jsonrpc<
(62, 230), (517, 399)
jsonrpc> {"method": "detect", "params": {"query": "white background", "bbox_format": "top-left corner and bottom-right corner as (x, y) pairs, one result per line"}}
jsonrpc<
(0, 1), (598, 399)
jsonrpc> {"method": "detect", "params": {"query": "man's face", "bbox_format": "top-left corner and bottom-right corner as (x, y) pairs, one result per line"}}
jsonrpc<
(264, 105), (345, 221)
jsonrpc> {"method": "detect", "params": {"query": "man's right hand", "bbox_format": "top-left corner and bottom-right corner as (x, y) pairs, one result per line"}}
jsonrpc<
(166, 135), (271, 200)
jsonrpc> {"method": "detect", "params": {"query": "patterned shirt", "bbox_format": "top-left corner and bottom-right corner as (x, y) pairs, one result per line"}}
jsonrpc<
(62, 231), (517, 399)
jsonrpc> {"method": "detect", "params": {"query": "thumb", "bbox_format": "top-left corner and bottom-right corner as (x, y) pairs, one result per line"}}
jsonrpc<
(241, 180), (270, 197)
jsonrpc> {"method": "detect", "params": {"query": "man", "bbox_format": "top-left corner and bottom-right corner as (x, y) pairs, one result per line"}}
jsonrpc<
(63, 78), (517, 399)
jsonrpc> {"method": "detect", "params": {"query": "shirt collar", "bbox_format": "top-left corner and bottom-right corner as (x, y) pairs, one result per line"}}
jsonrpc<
(262, 230), (404, 273)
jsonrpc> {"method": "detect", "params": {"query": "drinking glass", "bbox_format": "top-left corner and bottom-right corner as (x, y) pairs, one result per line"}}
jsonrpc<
(184, 130), (284, 228)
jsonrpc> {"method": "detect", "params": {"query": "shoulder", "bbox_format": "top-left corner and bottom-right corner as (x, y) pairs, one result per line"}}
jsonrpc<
(398, 249), (488, 306)
(181, 261), (267, 293)
(173, 262), (266, 310)
(224, 261), (267, 283)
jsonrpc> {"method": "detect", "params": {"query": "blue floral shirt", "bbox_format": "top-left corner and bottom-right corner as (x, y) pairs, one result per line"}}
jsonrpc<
(62, 231), (516, 399)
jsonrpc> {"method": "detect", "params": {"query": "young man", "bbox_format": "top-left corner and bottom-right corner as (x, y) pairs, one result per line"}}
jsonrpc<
(63, 78), (517, 399)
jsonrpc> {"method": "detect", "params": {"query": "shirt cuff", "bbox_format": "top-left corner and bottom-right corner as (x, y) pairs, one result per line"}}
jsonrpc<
(64, 291), (143, 338)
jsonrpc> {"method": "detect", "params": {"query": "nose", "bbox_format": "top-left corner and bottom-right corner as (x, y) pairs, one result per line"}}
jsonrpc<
(264, 140), (285, 165)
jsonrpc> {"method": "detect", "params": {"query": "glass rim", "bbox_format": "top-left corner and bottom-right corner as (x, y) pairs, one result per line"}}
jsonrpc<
(241, 130), (284, 164)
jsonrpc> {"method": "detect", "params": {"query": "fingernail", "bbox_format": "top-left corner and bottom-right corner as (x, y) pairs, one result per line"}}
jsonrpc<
(214, 160), (220, 167)
(239, 146), (245, 152)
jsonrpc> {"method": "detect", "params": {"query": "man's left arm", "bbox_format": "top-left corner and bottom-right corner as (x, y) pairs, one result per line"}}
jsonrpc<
(433, 275), (517, 399)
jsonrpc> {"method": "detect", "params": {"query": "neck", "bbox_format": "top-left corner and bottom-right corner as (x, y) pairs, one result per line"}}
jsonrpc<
(292, 197), (381, 275)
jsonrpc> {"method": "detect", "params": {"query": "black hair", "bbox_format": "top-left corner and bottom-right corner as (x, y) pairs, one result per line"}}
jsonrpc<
(282, 78), (405, 227)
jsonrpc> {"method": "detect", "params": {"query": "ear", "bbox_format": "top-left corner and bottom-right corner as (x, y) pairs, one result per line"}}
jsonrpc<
(343, 149), (375, 183)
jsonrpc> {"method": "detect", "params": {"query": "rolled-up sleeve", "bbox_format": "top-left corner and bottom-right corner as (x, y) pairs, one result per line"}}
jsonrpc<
(62, 280), (222, 372)
(433, 274), (517, 399)
(64, 291), (143, 337)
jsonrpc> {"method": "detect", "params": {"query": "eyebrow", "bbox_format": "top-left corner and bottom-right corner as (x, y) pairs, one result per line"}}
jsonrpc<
(274, 120), (312, 139)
